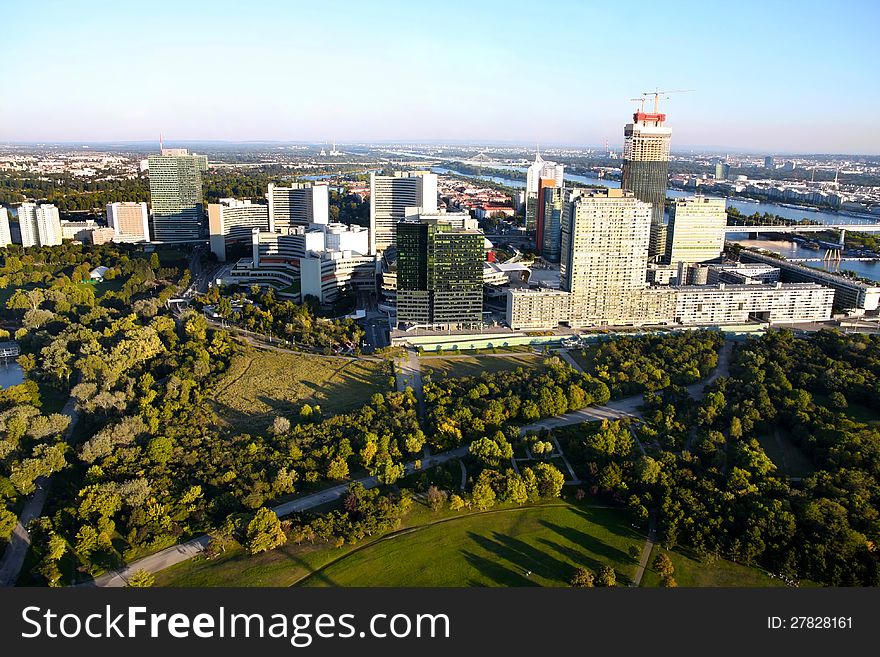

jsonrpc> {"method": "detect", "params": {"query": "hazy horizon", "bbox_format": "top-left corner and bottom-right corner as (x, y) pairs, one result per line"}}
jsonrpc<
(2, 0), (878, 154)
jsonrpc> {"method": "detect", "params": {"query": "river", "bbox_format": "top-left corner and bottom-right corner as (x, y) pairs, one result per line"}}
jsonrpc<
(433, 165), (880, 282)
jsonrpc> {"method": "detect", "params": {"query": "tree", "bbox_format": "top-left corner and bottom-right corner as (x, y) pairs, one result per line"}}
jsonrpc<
(128, 569), (155, 587)
(829, 391), (848, 409)
(470, 473), (497, 510)
(530, 462), (566, 498)
(426, 485), (448, 511)
(0, 509), (18, 540)
(661, 575), (678, 587)
(449, 494), (467, 511)
(149, 252), (160, 269)
(245, 508), (287, 554)
(596, 565), (617, 587)
(652, 552), (675, 578)
(570, 567), (594, 587)
(269, 416), (291, 436)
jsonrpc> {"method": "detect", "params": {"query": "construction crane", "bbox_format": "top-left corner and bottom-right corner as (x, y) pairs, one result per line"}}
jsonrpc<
(635, 88), (694, 113)
(629, 97), (647, 112)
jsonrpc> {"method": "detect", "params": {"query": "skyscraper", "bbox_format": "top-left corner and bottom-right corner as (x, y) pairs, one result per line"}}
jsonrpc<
(369, 171), (437, 254)
(621, 109), (672, 257)
(715, 162), (730, 180)
(764, 156), (774, 169)
(396, 218), (483, 329)
(147, 149), (208, 242)
(539, 185), (566, 263)
(525, 151), (564, 232)
(666, 196), (727, 266)
(17, 203), (62, 247)
(560, 189), (652, 326)
(0, 207), (11, 247)
(266, 183), (329, 230)
(106, 202), (150, 242)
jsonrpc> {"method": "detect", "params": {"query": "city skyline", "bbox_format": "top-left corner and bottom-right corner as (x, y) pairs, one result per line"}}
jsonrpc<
(2, 0), (879, 153)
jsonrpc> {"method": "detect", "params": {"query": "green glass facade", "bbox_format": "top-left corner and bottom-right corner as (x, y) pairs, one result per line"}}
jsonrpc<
(396, 220), (483, 329)
(148, 153), (206, 242)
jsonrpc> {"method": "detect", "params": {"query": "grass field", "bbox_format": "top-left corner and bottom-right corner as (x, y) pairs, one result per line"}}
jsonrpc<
(155, 501), (645, 587)
(77, 277), (126, 297)
(299, 503), (643, 587)
(758, 429), (815, 479)
(641, 545), (787, 587)
(421, 354), (544, 380)
(211, 349), (389, 433)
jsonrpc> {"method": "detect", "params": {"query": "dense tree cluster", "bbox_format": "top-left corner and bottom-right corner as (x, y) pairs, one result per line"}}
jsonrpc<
(587, 330), (723, 397)
(200, 285), (364, 353)
(424, 357), (610, 449)
(560, 330), (880, 586)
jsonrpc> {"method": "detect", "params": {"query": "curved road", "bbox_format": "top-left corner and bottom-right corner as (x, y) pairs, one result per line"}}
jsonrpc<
(81, 340), (735, 587)
(83, 446), (468, 587)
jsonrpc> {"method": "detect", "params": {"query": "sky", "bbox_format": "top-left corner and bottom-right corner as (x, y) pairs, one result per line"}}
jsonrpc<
(2, 0), (879, 153)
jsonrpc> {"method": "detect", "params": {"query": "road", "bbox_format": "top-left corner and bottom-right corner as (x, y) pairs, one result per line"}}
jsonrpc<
(520, 338), (735, 435)
(519, 395), (643, 435)
(631, 515), (657, 587)
(394, 349), (425, 419)
(83, 446), (469, 587)
(0, 391), (80, 587)
(81, 339), (736, 586)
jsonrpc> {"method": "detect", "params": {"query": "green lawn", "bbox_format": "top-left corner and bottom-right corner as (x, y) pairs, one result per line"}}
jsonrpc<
(211, 349), (389, 433)
(758, 429), (815, 479)
(421, 354), (544, 380)
(299, 503), (643, 587)
(156, 501), (645, 588)
(641, 545), (787, 587)
(77, 277), (126, 297)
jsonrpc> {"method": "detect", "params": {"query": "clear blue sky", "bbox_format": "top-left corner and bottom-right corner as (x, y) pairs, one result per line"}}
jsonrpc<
(2, 0), (878, 153)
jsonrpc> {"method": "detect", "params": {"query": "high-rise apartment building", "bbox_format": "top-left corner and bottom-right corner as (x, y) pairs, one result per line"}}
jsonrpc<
(369, 171), (437, 254)
(106, 202), (150, 242)
(396, 218), (483, 329)
(666, 196), (727, 265)
(560, 189), (652, 325)
(147, 149), (207, 242)
(17, 203), (62, 247)
(621, 109), (672, 257)
(539, 185), (566, 263)
(266, 183), (329, 230)
(0, 207), (11, 247)
(208, 198), (271, 261)
(715, 162), (730, 180)
(764, 156), (774, 169)
(525, 152), (564, 232)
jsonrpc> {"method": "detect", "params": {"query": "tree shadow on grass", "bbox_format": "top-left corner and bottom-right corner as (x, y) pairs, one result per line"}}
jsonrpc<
(460, 549), (537, 587)
(569, 507), (644, 541)
(463, 531), (573, 586)
(538, 520), (632, 566)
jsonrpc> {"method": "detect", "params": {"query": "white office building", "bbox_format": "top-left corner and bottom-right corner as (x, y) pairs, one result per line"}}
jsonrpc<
(369, 171), (437, 254)
(666, 196), (727, 265)
(207, 199), (270, 261)
(106, 202), (150, 242)
(266, 183), (329, 230)
(17, 203), (62, 247)
(0, 207), (11, 247)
